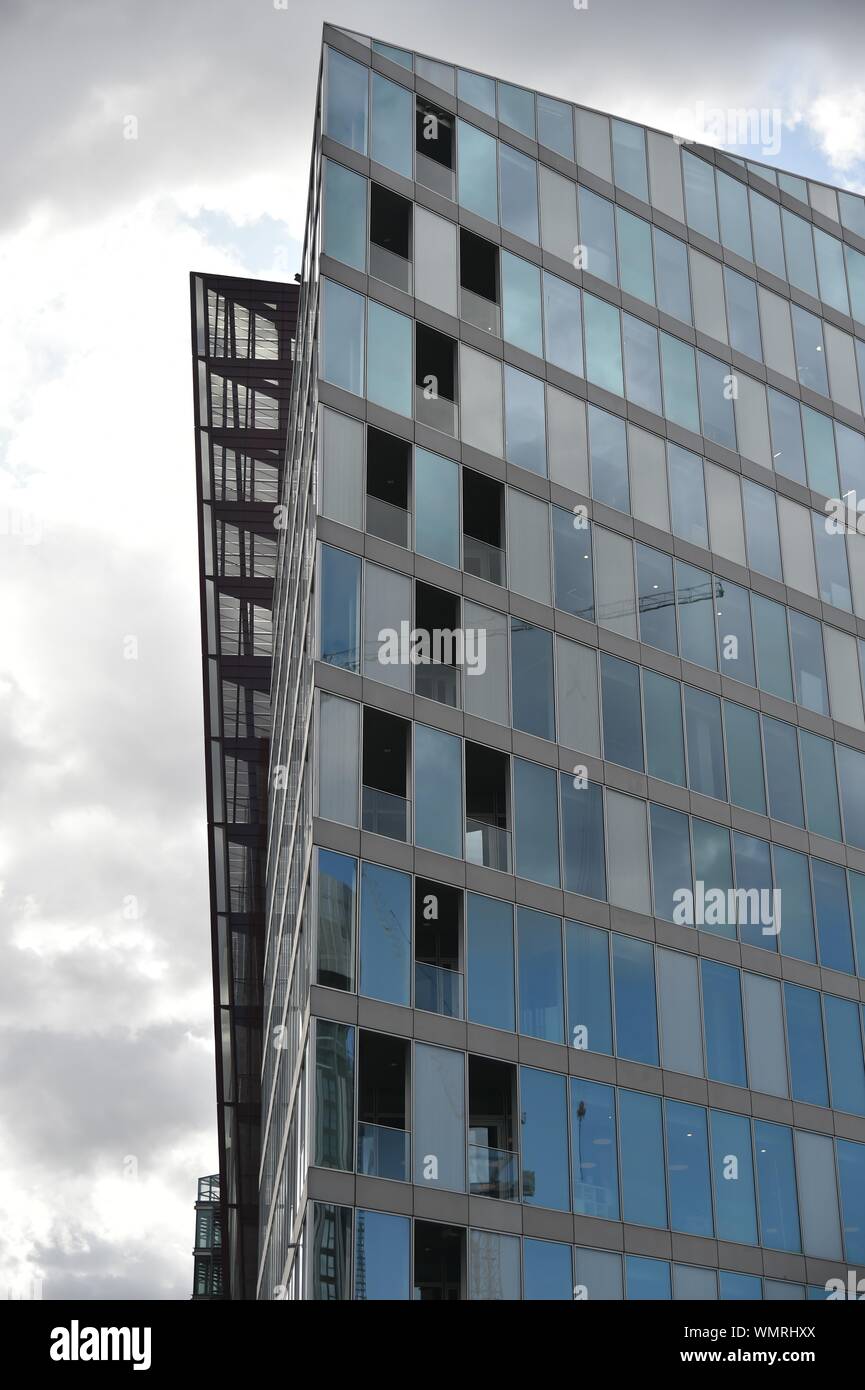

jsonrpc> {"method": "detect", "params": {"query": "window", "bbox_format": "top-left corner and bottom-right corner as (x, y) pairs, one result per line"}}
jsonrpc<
(543, 272), (583, 376)
(416, 99), (454, 198)
(469, 1230), (520, 1300)
(676, 561), (717, 669)
(320, 545), (360, 672)
(413, 207), (458, 312)
(463, 470), (505, 585)
(523, 1240), (572, 1300)
(556, 636), (599, 755)
(785, 983), (828, 1106)
(321, 278), (364, 395)
(666, 1100), (713, 1236)
(743, 972), (787, 1095)
(601, 653), (643, 771)
(768, 388), (806, 485)
(781, 208), (818, 297)
(763, 716), (804, 827)
(317, 850), (356, 992)
(789, 609), (828, 715)
(511, 619), (555, 741)
(650, 805), (692, 923)
(792, 306), (829, 396)
(537, 94), (574, 159)
(414, 724), (462, 858)
(459, 345), (503, 457)
(498, 82), (535, 137)
(637, 545), (677, 655)
(813, 515), (852, 611)
(324, 47), (368, 153)
(362, 706), (408, 839)
(584, 294), (623, 396)
(668, 445), (708, 548)
(657, 948), (702, 1074)
(606, 789), (650, 912)
(750, 192), (785, 278)
(552, 506), (593, 619)
(311, 1204), (352, 1300)
(363, 561), (410, 690)
(520, 1067), (569, 1209)
(414, 448), (459, 568)
(710, 1110), (757, 1245)
(752, 594), (793, 702)
(501, 252), (542, 357)
(734, 834), (775, 953)
(682, 151), (718, 239)
(467, 894), (515, 1031)
(504, 366), (546, 475)
(643, 669), (685, 785)
(517, 907), (564, 1042)
(415, 323), (457, 434)
(612, 934), (658, 1065)
(593, 525), (636, 639)
(697, 353), (736, 449)
(323, 159), (367, 270)
(812, 858), (854, 975)
(742, 480), (781, 579)
(414, 1043), (465, 1191)
(354, 1211), (410, 1300)
(560, 775), (606, 900)
(589, 406), (629, 513)
(692, 817), (735, 939)
(508, 491), (551, 605)
(684, 686), (726, 801)
(660, 333), (700, 434)
(319, 693), (359, 826)
(360, 862), (411, 1006)
(612, 119), (648, 200)
(654, 227), (691, 323)
(802, 406), (838, 496)
(796, 1131), (843, 1261)
(539, 166), (578, 264)
(571, 1079), (619, 1219)
(838, 743), (865, 850)
(320, 406), (363, 529)
(725, 268), (761, 360)
(716, 170), (753, 261)
(626, 1256), (671, 1300)
(617, 207), (655, 304)
(458, 119), (497, 223)
(365, 427), (409, 546)
(464, 601), (508, 725)
(773, 846), (816, 963)
(623, 312), (662, 415)
(578, 186), (617, 285)
(314, 1021), (355, 1171)
(701, 960), (746, 1087)
(754, 1121), (801, 1253)
(499, 142), (538, 243)
(371, 73), (412, 178)
(837, 1139), (865, 1261)
(715, 578), (755, 686)
(814, 226), (850, 314)
(619, 1090), (667, 1228)
(458, 69), (495, 116)
(566, 921), (611, 1054)
(513, 758), (560, 887)
(724, 702), (766, 815)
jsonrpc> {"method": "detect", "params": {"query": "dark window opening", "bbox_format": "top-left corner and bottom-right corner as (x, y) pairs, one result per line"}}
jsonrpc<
(362, 707), (409, 840)
(415, 102), (453, 168)
(414, 582), (461, 707)
(463, 469), (505, 584)
(465, 741), (510, 870)
(414, 877), (463, 1018)
(460, 228), (499, 302)
(366, 427), (410, 546)
(356, 1030), (409, 1181)
(370, 184), (412, 292)
(468, 1056), (518, 1199)
(413, 1222), (463, 1301)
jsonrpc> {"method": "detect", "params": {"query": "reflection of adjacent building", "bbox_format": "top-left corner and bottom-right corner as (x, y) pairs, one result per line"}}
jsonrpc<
(192, 1175), (225, 1300)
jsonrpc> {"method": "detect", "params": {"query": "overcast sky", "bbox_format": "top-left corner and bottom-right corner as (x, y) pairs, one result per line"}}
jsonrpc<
(1, 0), (864, 1303)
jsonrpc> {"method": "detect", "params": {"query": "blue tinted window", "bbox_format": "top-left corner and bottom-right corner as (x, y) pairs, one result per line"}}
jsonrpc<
(637, 546), (678, 655)
(754, 1121), (801, 1252)
(763, 717), (804, 827)
(697, 352), (737, 449)
(716, 579), (755, 686)
(724, 702), (766, 815)
(853, 873), (865, 976)
(578, 186), (617, 285)
(373, 41), (412, 69)
(644, 669), (685, 785)
(682, 151), (718, 240)
(502, 252), (542, 357)
(710, 1110), (758, 1245)
(320, 544), (360, 671)
(498, 83), (535, 138)
(650, 803), (692, 922)
(619, 1090), (667, 1228)
(772, 846), (816, 963)
(837, 1139), (865, 1261)
(720, 1271), (761, 1300)
(571, 1078), (619, 1219)
(612, 119), (648, 201)
(785, 983), (828, 1106)
(626, 1256), (671, 1300)
(813, 517), (852, 612)
(654, 227), (691, 322)
(323, 160), (367, 270)
(517, 907), (564, 1042)
(742, 480), (781, 579)
(768, 388), (806, 485)
(560, 775), (606, 900)
(676, 561), (717, 669)
(370, 73), (412, 178)
(524, 1239), (572, 1299)
(537, 95), (574, 159)
(660, 333), (700, 433)
(588, 406), (629, 512)
(360, 861), (411, 1004)
(701, 960), (746, 1087)
(325, 47), (368, 153)
(500, 143), (539, 243)
(752, 594), (793, 703)
(415, 724), (462, 858)
(666, 1101), (713, 1237)
(802, 406), (838, 497)
(552, 506), (594, 619)
(566, 920), (612, 1054)
(684, 685), (726, 800)
(367, 301), (412, 416)
(814, 226), (850, 314)
(354, 1210), (410, 1299)
(322, 278), (365, 394)
(613, 934), (658, 1065)
(800, 731), (841, 841)
(668, 445), (708, 547)
(520, 1067), (569, 1209)
(457, 70), (495, 116)
(467, 894), (515, 1031)
(725, 268), (762, 360)
(514, 758), (560, 887)
(601, 653), (643, 771)
(812, 858), (854, 975)
(781, 208), (818, 297)
(792, 306), (829, 395)
(458, 120), (498, 223)
(415, 448), (459, 568)
(504, 366), (546, 475)
(692, 818), (735, 940)
(617, 208), (654, 304)
(750, 193), (785, 277)
(511, 619), (554, 741)
(543, 272), (583, 376)
(584, 294), (624, 396)
(835, 421), (865, 498)
(824, 995), (865, 1116)
(733, 832), (774, 952)
(789, 609), (828, 715)
(623, 313), (662, 415)
(716, 170), (753, 260)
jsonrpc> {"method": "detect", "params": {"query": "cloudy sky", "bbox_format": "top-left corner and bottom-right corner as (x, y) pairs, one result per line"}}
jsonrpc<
(1, 0), (864, 1303)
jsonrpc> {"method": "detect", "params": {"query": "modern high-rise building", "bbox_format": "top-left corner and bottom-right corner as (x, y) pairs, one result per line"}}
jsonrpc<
(194, 24), (865, 1300)
(191, 1175), (225, 1300)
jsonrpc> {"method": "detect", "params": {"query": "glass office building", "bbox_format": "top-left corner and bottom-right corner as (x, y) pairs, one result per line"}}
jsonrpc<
(197, 26), (865, 1299)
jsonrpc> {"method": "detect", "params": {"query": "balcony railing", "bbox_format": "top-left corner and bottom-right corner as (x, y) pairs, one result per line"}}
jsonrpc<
(414, 961), (464, 1019)
(465, 817), (511, 872)
(414, 661), (460, 707)
(370, 242), (412, 294)
(362, 785), (410, 842)
(415, 384), (458, 437)
(357, 1122), (410, 1182)
(469, 1144), (520, 1202)
(463, 533), (505, 586)
(366, 494), (410, 548)
(460, 287), (501, 337)
(415, 152), (454, 200)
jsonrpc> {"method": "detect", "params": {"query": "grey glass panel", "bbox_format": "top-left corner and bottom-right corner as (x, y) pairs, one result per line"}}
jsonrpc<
(584, 294), (623, 396)
(779, 208), (817, 297)
(320, 544), (360, 671)
(724, 701), (766, 815)
(502, 251), (542, 356)
(319, 693), (359, 825)
(802, 405), (838, 497)
(838, 743), (865, 850)
(520, 1066), (569, 1209)
(824, 626), (863, 730)
(751, 193), (785, 277)
(684, 685), (726, 800)
(836, 421), (865, 498)
(457, 120), (498, 224)
(589, 406), (628, 513)
(653, 227), (691, 323)
(325, 47), (368, 153)
(508, 491), (551, 604)
(710, 1109), (757, 1245)
(460, 345), (503, 458)
(704, 461), (745, 565)
(321, 278), (364, 395)
(800, 730), (841, 840)
(498, 82), (534, 136)
(657, 948), (702, 1075)
(668, 444), (708, 548)
(742, 479), (781, 579)
(637, 545), (677, 655)
(513, 757), (560, 887)
(367, 301), (411, 416)
(692, 817), (735, 940)
(560, 775), (606, 900)
(511, 619), (555, 741)
(755, 1121), (801, 1253)
(629, 423), (669, 531)
(785, 982), (828, 1106)
(321, 407), (363, 528)
(370, 73), (412, 178)
(574, 1247), (622, 1299)
(315, 1021), (355, 1170)
(467, 893), (515, 1031)
(795, 1131), (842, 1261)
(553, 506), (593, 619)
(701, 960), (746, 1086)
(716, 579), (755, 686)
(825, 995), (865, 1116)
(415, 724), (462, 858)
(734, 833), (776, 953)
(414, 1042), (466, 1192)
(758, 287), (796, 379)
(789, 609), (828, 715)
(617, 206), (654, 305)
(840, 190), (865, 237)
(556, 636), (599, 756)
(518, 906), (564, 1042)
(575, 108), (612, 182)
(676, 561), (717, 669)
(606, 789), (650, 913)
(543, 272), (583, 376)
(814, 225), (849, 314)
(571, 1079), (619, 1220)
(500, 142), (539, 243)
(812, 858), (854, 975)
(464, 601), (509, 726)
(354, 1210), (410, 1299)
(697, 353), (736, 449)
(539, 165), (579, 263)
(623, 312), (662, 415)
(716, 169), (753, 260)
(415, 448), (459, 568)
(853, 872), (865, 976)
(537, 95), (574, 159)
(674, 1265), (716, 1300)
(505, 366), (546, 475)
(725, 268), (761, 359)
(647, 131), (685, 221)
(660, 333), (700, 433)
(813, 515), (852, 611)
(612, 119), (648, 201)
(360, 861), (411, 1005)
(691, 249), (727, 344)
(651, 803), (692, 924)
(751, 594), (793, 702)
(372, 41), (411, 68)
(738, 376), (775, 471)
(323, 159), (367, 270)
(612, 933), (658, 1065)
(414, 207), (458, 316)
(792, 306), (829, 396)
(644, 669), (685, 786)
(524, 1239), (572, 1300)
(772, 845), (816, 963)
(458, 69), (495, 115)
(363, 562), (410, 689)
(743, 973), (787, 1096)
(566, 920), (612, 1054)
(846, 243), (865, 323)
(768, 388), (806, 485)
(763, 716), (804, 827)
(601, 653), (643, 771)
(683, 151), (718, 240)
(619, 1090), (667, 1228)
(416, 56), (454, 93)
(578, 186), (617, 285)
(666, 1100), (713, 1236)
(593, 526), (636, 638)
